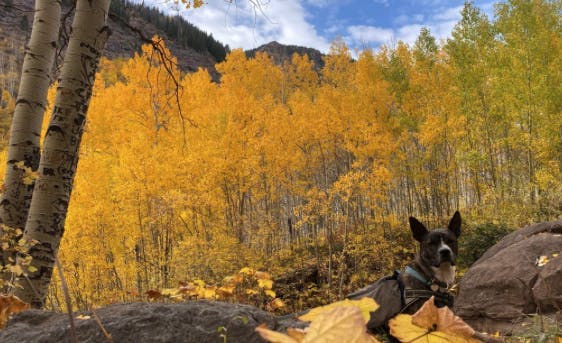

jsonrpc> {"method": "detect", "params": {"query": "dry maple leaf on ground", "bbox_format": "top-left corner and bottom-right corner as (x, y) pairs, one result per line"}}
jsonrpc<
(389, 296), (502, 343)
(298, 297), (379, 323)
(257, 305), (379, 343)
(0, 294), (30, 328)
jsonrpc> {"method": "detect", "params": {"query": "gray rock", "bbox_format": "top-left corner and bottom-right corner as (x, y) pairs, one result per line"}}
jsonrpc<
(455, 219), (562, 333)
(0, 301), (302, 343)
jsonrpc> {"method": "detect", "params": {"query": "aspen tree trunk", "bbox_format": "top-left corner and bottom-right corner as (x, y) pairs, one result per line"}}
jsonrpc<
(14, 0), (112, 308)
(0, 0), (61, 286)
(0, 0), (61, 231)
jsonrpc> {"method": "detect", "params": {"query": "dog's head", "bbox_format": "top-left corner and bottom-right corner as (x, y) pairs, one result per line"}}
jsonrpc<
(409, 211), (461, 269)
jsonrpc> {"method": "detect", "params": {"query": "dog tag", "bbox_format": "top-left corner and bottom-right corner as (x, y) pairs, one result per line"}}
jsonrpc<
(430, 283), (439, 292)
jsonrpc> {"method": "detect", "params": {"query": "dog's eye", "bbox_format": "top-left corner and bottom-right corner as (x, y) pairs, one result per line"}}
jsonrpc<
(443, 237), (454, 245)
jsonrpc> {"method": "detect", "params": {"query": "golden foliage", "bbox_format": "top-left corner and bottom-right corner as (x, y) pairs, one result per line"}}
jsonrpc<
(17, 4), (556, 311)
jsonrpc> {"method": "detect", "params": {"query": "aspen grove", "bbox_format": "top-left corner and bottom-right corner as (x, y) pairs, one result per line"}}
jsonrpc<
(0, 0), (560, 311)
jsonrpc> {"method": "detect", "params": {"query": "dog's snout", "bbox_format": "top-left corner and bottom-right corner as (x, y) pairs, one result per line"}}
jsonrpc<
(439, 248), (451, 257)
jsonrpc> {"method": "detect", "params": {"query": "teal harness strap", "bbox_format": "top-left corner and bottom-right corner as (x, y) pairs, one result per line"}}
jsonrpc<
(404, 265), (432, 286)
(402, 265), (454, 310)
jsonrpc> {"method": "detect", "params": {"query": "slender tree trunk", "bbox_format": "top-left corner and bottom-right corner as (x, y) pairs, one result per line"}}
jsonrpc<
(14, 0), (112, 308)
(0, 0), (61, 229)
(0, 0), (61, 287)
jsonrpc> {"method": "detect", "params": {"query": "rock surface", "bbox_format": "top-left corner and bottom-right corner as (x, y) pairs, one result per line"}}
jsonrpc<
(0, 301), (301, 343)
(455, 219), (562, 333)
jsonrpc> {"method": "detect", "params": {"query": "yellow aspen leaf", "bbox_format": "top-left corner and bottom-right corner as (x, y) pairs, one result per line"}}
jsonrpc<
(14, 161), (25, 169)
(246, 289), (258, 296)
(268, 298), (285, 310)
(193, 279), (206, 287)
(240, 267), (256, 276)
(178, 284), (197, 295)
(265, 290), (276, 298)
(161, 288), (180, 297)
(298, 297), (378, 323)
(232, 274), (244, 284)
(0, 295), (30, 328)
(257, 307), (378, 343)
(258, 279), (274, 290)
(287, 328), (306, 341)
(255, 271), (271, 280)
(256, 323), (300, 343)
(22, 167), (39, 185)
(76, 315), (91, 320)
(536, 255), (550, 267)
(8, 264), (23, 276)
(303, 306), (378, 343)
(216, 286), (235, 298)
(203, 286), (216, 299)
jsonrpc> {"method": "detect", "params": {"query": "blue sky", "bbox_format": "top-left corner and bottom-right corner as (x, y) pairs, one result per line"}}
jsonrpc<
(148, 0), (495, 53)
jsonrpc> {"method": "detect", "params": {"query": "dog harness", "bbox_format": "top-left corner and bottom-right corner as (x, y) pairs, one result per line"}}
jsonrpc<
(400, 266), (455, 312)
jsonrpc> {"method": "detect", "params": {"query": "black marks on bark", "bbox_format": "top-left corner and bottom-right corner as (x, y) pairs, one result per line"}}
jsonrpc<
(43, 167), (55, 176)
(45, 125), (65, 137)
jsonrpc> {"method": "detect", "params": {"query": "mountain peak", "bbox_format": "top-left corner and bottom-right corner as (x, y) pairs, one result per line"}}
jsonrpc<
(245, 41), (324, 70)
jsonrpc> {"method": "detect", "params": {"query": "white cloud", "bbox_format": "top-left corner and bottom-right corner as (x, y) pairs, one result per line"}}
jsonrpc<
(343, 4), (464, 49)
(347, 25), (393, 45)
(306, 0), (330, 7)
(128, 0), (478, 56)
(170, 0), (331, 52)
(433, 6), (463, 21)
(372, 0), (390, 7)
(394, 13), (424, 26)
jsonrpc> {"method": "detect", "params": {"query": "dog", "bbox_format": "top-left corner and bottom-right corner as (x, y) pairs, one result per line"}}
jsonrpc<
(347, 211), (461, 333)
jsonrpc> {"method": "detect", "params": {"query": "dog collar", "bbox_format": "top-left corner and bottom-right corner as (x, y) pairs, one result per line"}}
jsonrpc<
(405, 266), (448, 290)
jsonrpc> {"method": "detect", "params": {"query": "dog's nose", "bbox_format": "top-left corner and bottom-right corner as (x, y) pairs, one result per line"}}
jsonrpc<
(439, 248), (451, 258)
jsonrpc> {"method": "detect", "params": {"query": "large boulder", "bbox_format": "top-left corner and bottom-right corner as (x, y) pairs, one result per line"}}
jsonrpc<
(0, 301), (301, 343)
(455, 219), (562, 333)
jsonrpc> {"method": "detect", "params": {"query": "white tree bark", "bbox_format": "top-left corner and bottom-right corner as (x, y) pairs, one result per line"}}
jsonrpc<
(0, 0), (61, 229)
(0, 0), (61, 288)
(14, 0), (112, 308)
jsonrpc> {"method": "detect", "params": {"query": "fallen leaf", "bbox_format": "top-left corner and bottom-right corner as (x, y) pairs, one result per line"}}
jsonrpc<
(256, 271), (272, 280)
(145, 289), (162, 300)
(216, 286), (235, 298)
(258, 279), (274, 290)
(268, 298), (285, 311)
(299, 297), (378, 323)
(0, 295), (30, 328)
(287, 328), (306, 341)
(257, 306), (378, 343)
(536, 255), (549, 267)
(303, 306), (378, 342)
(389, 297), (482, 343)
(256, 323), (299, 343)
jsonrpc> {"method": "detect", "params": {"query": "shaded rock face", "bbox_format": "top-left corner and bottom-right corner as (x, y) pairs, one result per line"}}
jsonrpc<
(0, 301), (301, 343)
(455, 219), (562, 333)
(245, 41), (325, 70)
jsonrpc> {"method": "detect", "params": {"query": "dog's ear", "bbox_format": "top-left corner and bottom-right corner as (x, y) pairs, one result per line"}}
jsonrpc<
(448, 211), (461, 237)
(409, 216), (428, 242)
